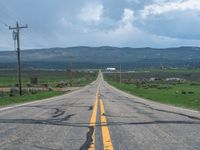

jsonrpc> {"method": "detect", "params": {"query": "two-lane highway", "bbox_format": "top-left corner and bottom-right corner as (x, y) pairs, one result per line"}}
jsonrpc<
(0, 73), (200, 150)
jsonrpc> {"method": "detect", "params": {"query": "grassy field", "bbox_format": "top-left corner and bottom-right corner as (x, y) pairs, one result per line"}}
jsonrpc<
(0, 69), (97, 106)
(105, 68), (200, 82)
(104, 69), (200, 111)
(0, 69), (97, 87)
(0, 91), (64, 106)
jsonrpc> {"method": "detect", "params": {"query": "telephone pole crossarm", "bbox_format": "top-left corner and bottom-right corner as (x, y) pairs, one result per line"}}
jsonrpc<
(9, 25), (28, 30)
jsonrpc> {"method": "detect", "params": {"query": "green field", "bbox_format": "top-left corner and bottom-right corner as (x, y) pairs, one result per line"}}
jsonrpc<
(104, 69), (200, 111)
(0, 69), (97, 106)
(0, 69), (97, 87)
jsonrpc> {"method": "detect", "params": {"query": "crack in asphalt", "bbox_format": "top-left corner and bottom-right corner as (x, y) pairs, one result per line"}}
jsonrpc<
(0, 119), (199, 128)
(33, 145), (62, 150)
(61, 114), (75, 121)
(52, 108), (65, 118)
(79, 126), (94, 150)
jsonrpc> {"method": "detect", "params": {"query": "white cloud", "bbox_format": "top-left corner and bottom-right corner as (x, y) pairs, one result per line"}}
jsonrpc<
(110, 8), (135, 34)
(122, 8), (135, 23)
(79, 3), (104, 23)
(100, 8), (139, 45)
(126, 0), (140, 3)
(141, 0), (200, 18)
(134, 0), (200, 40)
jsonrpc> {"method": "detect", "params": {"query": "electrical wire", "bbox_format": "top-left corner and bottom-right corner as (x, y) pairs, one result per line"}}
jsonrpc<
(0, 1), (57, 49)
(0, 19), (9, 27)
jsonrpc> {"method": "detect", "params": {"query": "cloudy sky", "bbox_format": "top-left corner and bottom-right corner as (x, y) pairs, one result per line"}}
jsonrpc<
(0, 0), (200, 50)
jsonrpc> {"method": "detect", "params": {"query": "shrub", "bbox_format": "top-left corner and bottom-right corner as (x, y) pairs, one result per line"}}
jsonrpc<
(41, 83), (49, 88)
(190, 82), (200, 86)
(9, 92), (14, 97)
(157, 85), (172, 90)
(30, 90), (37, 94)
(56, 82), (67, 88)
(27, 83), (31, 87)
(48, 87), (53, 91)
(188, 91), (194, 94)
(181, 90), (186, 94)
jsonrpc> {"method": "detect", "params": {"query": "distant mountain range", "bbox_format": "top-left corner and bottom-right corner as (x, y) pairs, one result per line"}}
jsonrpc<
(0, 46), (200, 69)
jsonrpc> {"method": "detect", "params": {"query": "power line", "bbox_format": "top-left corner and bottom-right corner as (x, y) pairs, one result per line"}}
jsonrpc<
(0, 2), (55, 48)
(0, 9), (15, 23)
(0, 2), (55, 49)
(0, 1), (25, 23)
(0, 20), (9, 27)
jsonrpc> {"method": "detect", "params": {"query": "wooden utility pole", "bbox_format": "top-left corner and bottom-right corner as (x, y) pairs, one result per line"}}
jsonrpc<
(120, 64), (122, 87)
(67, 56), (74, 87)
(9, 22), (28, 96)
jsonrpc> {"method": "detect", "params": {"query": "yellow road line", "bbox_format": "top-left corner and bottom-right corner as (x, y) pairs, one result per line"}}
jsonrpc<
(88, 87), (99, 150)
(100, 99), (114, 150)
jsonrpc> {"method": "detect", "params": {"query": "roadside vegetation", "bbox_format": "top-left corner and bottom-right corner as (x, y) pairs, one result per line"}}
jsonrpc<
(0, 69), (97, 87)
(104, 68), (200, 111)
(0, 69), (97, 106)
(0, 91), (63, 106)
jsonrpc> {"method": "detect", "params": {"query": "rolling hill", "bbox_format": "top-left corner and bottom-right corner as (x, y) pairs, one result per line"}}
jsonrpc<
(0, 46), (200, 69)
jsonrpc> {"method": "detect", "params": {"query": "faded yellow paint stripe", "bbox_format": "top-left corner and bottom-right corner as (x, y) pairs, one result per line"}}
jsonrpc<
(88, 88), (99, 150)
(100, 99), (114, 150)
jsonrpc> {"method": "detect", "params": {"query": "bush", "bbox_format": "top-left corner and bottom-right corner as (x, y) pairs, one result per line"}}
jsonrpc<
(27, 83), (31, 87)
(48, 87), (53, 91)
(41, 83), (49, 88)
(30, 90), (37, 94)
(181, 90), (187, 94)
(56, 82), (67, 88)
(190, 82), (200, 86)
(188, 91), (194, 94)
(157, 85), (172, 90)
(9, 92), (14, 97)
(10, 87), (18, 96)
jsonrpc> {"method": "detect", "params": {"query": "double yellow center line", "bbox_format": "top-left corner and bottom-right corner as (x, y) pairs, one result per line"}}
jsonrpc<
(88, 88), (99, 150)
(100, 99), (114, 150)
(88, 86), (114, 150)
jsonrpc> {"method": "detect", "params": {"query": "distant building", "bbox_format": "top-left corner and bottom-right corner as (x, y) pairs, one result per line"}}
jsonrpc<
(127, 71), (136, 73)
(149, 77), (162, 81)
(149, 77), (156, 81)
(106, 68), (116, 71)
(166, 78), (182, 81)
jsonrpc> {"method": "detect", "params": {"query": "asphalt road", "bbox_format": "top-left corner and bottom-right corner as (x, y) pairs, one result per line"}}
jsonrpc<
(0, 73), (200, 150)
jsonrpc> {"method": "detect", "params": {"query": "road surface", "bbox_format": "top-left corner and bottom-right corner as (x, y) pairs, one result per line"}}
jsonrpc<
(0, 73), (200, 150)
